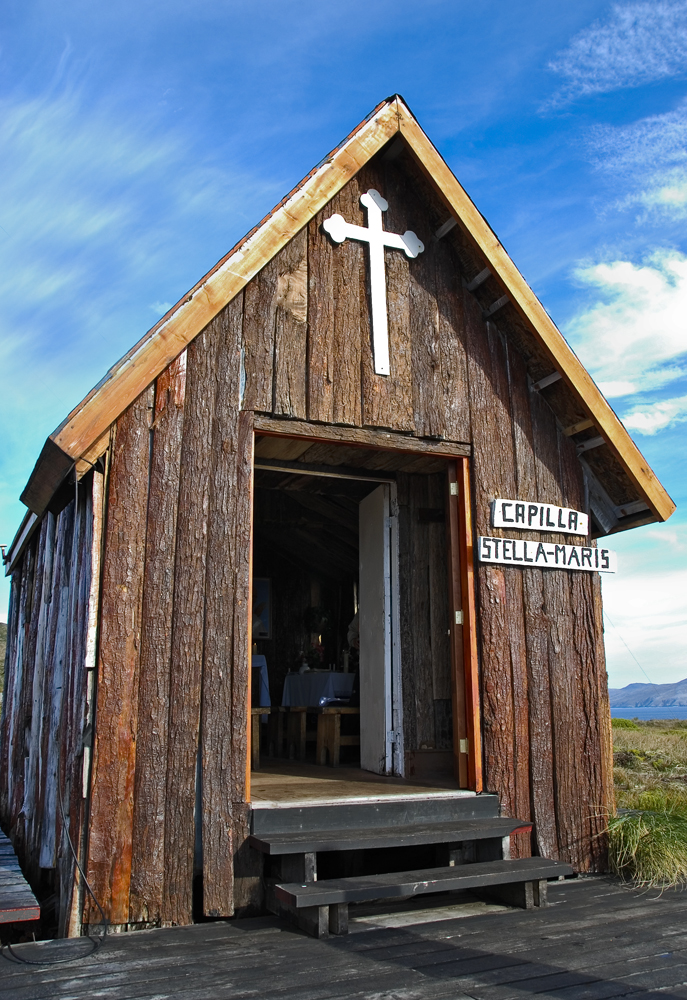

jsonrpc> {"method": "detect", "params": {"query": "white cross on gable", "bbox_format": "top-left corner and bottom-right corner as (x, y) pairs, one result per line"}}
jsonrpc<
(323, 189), (424, 376)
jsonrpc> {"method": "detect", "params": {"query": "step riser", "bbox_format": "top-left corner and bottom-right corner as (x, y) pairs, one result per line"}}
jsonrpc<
(251, 794), (501, 836)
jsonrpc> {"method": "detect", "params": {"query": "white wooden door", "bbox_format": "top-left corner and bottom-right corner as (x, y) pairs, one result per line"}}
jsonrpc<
(358, 484), (399, 774)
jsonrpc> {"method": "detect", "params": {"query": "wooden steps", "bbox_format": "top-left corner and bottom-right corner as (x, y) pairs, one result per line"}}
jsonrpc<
(276, 857), (573, 938)
(0, 831), (40, 925)
(250, 816), (530, 856)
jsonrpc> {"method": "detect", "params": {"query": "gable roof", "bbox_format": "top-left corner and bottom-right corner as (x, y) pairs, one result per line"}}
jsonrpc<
(17, 95), (675, 535)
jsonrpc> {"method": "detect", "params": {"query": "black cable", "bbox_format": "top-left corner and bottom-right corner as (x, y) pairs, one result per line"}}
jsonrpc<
(1, 788), (108, 965)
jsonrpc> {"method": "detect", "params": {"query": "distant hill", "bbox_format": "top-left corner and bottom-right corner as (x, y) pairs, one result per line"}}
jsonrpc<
(609, 678), (687, 707)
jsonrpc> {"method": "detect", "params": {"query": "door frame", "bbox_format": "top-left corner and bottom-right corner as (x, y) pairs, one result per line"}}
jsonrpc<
(247, 418), (481, 795)
(447, 458), (482, 791)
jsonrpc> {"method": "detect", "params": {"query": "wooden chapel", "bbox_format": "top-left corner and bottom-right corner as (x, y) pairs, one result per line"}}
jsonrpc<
(1, 96), (675, 936)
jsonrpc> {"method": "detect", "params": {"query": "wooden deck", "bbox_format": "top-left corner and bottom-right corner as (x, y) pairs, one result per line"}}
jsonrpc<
(0, 832), (40, 925)
(251, 760), (464, 806)
(4, 876), (687, 998)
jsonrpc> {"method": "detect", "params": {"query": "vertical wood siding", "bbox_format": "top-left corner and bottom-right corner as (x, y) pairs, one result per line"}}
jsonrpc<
(0, 475), (95, 935)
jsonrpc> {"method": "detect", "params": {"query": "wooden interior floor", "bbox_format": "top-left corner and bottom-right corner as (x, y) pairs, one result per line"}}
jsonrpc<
(250, 759), (470, 806)
(5, 878), (687, 999)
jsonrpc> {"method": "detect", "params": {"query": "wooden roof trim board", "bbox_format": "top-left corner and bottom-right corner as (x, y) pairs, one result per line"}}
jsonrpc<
(395, 102), (675, 523)
(18, 94), (674, 528)
(50, 102), (399, 458)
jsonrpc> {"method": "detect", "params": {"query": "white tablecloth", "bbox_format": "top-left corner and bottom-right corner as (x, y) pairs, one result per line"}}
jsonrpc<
(282, 671), (355, 707)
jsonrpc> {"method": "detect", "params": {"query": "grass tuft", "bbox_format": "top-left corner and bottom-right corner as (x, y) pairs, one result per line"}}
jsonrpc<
(611, 720), (687, 888)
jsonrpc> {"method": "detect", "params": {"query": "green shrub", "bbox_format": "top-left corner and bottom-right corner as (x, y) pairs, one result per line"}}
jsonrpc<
(612, 718), (640, 730)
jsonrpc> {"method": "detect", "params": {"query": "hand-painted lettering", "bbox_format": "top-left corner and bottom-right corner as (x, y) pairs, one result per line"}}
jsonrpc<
(546, 507), (556, 528)
(558, 509), (566, 528)
(515, 503), (525, 524)
(502, 502), (514, 523)
(528, 504), (538, 526)
(568, 511), (579, 531)
(478, 536), (614, 572)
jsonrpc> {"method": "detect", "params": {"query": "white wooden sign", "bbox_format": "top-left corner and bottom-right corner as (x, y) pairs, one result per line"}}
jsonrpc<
(478, 536), (616, 573)
(492, 498), (588, 536)
(323, 190), (424, 376)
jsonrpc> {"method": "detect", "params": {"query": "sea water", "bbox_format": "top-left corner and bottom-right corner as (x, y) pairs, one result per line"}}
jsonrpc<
(611, 706), (687, 721)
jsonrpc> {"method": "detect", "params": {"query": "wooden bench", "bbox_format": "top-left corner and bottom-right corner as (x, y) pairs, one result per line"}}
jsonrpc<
(316, 707), (360, 767)
(275, 856), (573, 938)
(0, 831), (40, 925)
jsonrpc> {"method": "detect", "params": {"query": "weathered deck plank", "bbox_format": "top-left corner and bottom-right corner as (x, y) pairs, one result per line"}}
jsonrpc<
(3, 878), (687, 999)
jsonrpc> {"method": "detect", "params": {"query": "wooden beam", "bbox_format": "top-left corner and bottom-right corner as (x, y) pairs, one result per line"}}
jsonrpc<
(4, 512), (38, 575)
(482, 295), (509, 320)
(20, 438), (73, 516)
(464, 267), (491, 292)
(435, 217), (457, 239)
(576, 435), (605, 454)
(563, 417), (594, 437)
(396, 99), (676, 524)
(456, 458), (482, 793)
(531, 371), (561, 392)
(253, 414), (470, 457)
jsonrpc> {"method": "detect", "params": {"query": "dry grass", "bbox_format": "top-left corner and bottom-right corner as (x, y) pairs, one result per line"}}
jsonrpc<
(610, 719), (687, 888)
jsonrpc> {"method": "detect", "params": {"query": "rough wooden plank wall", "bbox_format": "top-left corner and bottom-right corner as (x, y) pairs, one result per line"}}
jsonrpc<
(0, 477), (93, 935)
(129, 352), (187, 926)
(163, 326), (220, 927)
(201, 297), (244, 918)
(86, 388), (153, 925)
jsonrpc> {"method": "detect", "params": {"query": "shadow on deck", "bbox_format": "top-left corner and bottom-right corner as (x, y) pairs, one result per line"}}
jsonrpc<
(3, 876), (687, 1000)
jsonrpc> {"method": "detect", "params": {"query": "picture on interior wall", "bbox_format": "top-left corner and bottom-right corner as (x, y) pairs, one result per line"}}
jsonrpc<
(253, 578), (272, 639)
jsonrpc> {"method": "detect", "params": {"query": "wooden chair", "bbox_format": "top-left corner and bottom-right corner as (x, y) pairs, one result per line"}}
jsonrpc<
(316, 707), (360, 767)
(251, 706), (271, 770)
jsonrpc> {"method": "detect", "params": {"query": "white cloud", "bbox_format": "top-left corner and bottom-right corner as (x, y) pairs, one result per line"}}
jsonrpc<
(602, 522), (687, 687)
(547, 1), (687, 106)
(597, 381), (637, 399)
(622, 394), (687, 434)
(567, 250), (687, 393)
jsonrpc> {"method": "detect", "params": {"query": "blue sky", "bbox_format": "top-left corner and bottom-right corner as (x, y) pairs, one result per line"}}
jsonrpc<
(1, 1), (685, 688)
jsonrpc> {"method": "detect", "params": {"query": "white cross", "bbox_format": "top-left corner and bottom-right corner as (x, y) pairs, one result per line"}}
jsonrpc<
(323, 189), (424, 376)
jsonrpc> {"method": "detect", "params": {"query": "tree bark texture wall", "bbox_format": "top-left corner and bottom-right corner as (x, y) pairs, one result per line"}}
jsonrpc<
(0, 472), (97, 936)
(84, 302), (251, 930)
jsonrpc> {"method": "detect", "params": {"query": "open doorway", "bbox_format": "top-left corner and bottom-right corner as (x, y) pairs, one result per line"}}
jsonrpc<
(249, 433), (468, 804)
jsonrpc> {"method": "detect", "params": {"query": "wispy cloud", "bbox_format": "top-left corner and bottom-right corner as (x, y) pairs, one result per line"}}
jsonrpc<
(546, 1), (687, 107)
(566, 250), (687, 396)
(623, 394), (687, 434)
(588, 99), (687, 220)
